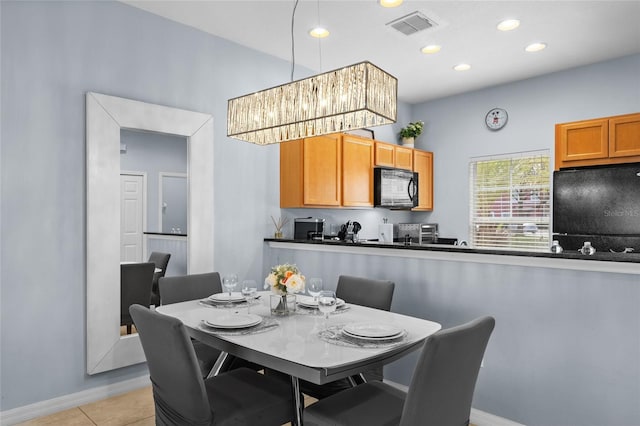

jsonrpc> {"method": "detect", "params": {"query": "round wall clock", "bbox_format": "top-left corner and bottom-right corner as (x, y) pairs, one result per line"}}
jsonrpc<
(485, 108), (508, 130)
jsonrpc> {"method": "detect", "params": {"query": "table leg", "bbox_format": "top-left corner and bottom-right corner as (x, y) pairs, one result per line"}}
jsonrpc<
(290, 375), (303, 426)
(206, 351), (230, 379)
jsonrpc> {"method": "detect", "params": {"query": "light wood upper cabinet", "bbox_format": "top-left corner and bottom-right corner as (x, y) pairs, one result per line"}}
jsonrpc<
(412, 149), (433, 211)
(555, 112), (640, 169)
(374, 141), (413, 170)
(281, 133), (434, 210)
(609, 113), (640, 158)
(342, 135), (374, 207)
(374, 142), (395, 167)
(280, 134), (341, 207)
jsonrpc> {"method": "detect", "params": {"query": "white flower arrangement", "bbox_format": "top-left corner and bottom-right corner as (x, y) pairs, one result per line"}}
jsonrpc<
(264, 263), (306, 295)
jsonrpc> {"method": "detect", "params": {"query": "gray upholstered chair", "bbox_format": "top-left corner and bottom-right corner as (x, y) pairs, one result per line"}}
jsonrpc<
(159, 272), (259, 377)
(303, 316), (496, 426)
(148, 251), (171, 306)
(120, 262), (155, 334)
(159, 272), (222, 305)
(129, 304), (294, 425)
(336, 275), (395, 311)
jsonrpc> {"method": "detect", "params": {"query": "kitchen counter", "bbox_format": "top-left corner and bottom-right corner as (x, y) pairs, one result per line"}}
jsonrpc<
(264, 238), (640, 275)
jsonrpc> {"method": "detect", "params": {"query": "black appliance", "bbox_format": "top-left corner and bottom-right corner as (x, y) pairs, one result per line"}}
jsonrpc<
(294, 217), (325, 240)
(552, 163), (640, 251)
(374, 167), (418, 209)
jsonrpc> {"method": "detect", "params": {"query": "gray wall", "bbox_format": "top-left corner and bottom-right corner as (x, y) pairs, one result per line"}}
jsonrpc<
(0, 0), (408, 412)
(120, 129), (188, 234)
(266, 246), (640, 426)
(410, 54), (640, 240)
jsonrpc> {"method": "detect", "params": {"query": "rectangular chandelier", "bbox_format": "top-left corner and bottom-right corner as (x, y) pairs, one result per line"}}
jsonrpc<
(227, 61), (397, 145)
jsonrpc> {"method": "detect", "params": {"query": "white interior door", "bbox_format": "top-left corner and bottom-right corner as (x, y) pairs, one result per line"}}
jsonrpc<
(120, 173), (145, 262)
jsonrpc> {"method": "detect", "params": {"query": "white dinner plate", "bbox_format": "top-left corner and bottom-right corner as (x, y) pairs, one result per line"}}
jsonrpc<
(203, 313), (262, 329)
(208, 292), (246, 303)
(342, 328), (405, 341)
(297, 295), (345, 309)
(342, 323), (404, 339)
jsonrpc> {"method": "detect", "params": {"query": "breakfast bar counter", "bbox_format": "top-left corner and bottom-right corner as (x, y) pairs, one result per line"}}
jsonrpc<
(264, 238), (640, 275)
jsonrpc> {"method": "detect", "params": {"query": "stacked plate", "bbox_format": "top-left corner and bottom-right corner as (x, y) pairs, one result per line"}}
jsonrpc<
(342, 323), (405, 341)
(207, 292), (246, 304)
(297, 295), (346, 309)
(203, 313), (263, 329)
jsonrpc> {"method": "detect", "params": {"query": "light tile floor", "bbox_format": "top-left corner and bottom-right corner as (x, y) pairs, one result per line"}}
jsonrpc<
(17, 386), (317, 426)
(16, 387), (155, 426)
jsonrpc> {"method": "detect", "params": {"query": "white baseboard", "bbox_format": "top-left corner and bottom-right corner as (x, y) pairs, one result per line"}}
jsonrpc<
(383, 380), (525, 426)
(0, 375), (151, 426)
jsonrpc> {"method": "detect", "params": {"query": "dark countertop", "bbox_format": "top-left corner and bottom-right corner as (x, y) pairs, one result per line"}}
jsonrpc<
(144, 231), (188, 237)
(264, 238), (640, 264)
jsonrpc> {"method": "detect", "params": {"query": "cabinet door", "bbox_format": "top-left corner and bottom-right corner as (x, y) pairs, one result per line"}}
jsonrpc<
(342, 135), (374, 207)
(413, 150), (433, 211)
(280, 139), (304, 208)
(374, 142), (395, 167)
(395, 146), (414, 170)
(303, 134), (342, 206)
(555, 118), (608, 169)
(609, 113), (640, 158)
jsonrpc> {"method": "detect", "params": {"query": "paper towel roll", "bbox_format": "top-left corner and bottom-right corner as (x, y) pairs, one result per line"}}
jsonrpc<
(378, 224), (394, 244)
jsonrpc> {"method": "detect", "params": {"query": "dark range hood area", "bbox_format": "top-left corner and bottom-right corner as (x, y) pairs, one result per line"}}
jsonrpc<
(553, 163), (640, 253)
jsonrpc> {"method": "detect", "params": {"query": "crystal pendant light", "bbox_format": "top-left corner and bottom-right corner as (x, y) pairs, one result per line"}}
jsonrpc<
(227, 61), (397, 145)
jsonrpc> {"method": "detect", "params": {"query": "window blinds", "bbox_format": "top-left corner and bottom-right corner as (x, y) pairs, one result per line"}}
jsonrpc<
(469, 150), (551, 252)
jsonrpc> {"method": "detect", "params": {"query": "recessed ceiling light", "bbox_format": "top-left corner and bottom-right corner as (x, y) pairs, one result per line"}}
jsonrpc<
(421, 44), (441, 54)
(379, 0), (403, 7)
(453, 63), (471, 71)
(309, 27), (329, 38)
(497, 19), (520, 31)
(525, 42), (547, 52)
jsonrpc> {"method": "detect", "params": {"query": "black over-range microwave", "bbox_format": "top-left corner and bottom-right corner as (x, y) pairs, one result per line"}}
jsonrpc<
(374, 167), (418, 209)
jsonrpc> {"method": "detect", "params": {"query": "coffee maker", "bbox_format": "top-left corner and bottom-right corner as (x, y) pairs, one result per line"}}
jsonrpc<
(294, 218), (325, 240)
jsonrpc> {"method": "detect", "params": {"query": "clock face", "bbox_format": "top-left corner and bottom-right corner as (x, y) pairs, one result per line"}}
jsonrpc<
(485, 108), (508, 130)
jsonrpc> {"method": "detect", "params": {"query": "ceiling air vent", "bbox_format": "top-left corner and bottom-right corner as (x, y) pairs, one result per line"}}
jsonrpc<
(387, 11), (437, 36)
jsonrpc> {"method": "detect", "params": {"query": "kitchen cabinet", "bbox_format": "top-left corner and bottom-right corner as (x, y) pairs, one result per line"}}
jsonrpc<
(342, 135), (374, 207)
(412, 149), (433, 211)
(280, 134), (341, 207)
(374, 142), (413, 170)
(555, 112), (640, 170)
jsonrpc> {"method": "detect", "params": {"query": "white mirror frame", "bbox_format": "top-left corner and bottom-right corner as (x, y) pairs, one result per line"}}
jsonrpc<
(86, 92), (214, 374)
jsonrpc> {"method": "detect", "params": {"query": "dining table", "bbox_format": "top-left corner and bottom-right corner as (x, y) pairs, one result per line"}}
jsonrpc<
(155, 291), (441, 426)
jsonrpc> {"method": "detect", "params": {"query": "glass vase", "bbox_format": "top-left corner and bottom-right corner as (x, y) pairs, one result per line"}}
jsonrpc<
(270, 294), (296, 315)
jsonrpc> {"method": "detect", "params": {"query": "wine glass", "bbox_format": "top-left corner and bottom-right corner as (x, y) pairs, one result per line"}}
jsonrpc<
(307, 278), (323, 301)
(241, 280), (258, 312)
(222, 273), (238, 305)
(317, 290), (337, 329)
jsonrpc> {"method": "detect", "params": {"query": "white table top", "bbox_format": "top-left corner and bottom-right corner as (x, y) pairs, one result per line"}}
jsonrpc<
(156, 291), (441, 385)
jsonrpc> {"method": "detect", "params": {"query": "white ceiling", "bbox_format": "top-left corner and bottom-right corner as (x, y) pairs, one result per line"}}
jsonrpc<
(122, 0), (640, 104)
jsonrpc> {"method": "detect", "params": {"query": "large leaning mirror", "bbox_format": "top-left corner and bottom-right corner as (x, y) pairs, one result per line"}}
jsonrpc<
(86, 92), (214, 374)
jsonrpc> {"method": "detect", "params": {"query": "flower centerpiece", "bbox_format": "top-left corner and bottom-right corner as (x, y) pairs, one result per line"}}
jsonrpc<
(399, 121), (424, 147)
(265, 263), (305, 315)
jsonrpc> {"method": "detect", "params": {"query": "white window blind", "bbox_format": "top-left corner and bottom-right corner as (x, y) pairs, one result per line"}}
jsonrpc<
(469, 150), (551, 252)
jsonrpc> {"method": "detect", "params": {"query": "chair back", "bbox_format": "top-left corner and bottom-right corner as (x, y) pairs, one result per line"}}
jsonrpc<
(129, 304), (212, 425)
(148, 252), (171, 306)
(159, 272), (223, 305)
(148, 251), (171, 276)
(120, 262), (155, 326)
(400, 316), (495, 426)
(336, 275), (395, 311)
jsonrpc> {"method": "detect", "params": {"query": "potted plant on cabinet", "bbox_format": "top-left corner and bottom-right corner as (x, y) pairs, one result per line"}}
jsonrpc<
(399, 121), (424, 147)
